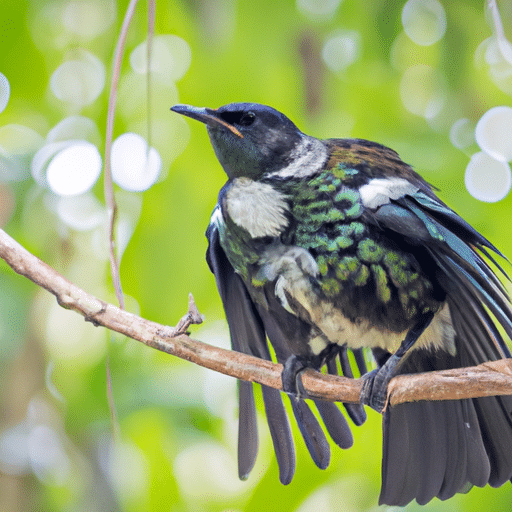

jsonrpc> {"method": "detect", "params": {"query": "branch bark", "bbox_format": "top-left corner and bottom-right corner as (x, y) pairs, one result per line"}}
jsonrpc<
(0, 227), (511, 407)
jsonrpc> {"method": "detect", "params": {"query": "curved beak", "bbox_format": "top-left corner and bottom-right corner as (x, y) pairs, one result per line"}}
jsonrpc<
(170, 104), (243, 138)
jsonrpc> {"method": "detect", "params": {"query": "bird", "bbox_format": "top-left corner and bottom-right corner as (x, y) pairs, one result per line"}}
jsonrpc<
(171, 102), (512, 506)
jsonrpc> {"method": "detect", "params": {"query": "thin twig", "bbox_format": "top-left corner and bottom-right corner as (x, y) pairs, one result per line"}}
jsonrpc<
(104, 0), (141, 310)
(0, 227), (511, 407)
(146, 0), (156, 150)
(102, 0), (141, 440)
(168, 293), (205, 336)
(487, 0), (512, 65)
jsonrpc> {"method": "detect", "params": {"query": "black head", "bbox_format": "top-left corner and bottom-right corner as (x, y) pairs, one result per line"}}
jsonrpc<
(171, 102), (305, 179)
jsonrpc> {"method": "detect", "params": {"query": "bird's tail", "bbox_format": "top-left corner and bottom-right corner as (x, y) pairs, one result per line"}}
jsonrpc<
(379, 295), (512, 506)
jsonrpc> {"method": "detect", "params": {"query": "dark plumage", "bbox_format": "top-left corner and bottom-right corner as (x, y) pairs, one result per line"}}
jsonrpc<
(171, 102), (512, 506)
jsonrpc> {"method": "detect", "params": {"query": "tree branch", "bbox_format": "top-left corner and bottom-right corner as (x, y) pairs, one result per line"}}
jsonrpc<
(0, 227), (511, 408)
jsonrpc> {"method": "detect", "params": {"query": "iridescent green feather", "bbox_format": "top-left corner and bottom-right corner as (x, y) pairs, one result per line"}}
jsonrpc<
(273, 165), (443, 326)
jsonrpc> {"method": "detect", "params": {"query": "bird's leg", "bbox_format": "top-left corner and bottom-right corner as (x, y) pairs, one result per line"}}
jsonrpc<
(361, 311), (435, 413)
(281, 344), (340, 399)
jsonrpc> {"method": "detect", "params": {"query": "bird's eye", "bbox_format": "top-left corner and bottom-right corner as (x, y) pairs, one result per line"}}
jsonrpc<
(219, 110), (256, 127)
(239, 111), (256, 127)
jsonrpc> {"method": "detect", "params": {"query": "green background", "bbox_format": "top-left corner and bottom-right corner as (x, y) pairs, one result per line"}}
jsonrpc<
(0, 0), (511, 510)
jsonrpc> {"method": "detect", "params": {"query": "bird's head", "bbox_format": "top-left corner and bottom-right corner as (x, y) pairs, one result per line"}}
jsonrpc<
(171, 102), (305, 180)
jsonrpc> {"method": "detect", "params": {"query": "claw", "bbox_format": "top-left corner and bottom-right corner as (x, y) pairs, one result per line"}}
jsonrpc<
(281, 355), (311, 399)
(360, 368), (389, 413)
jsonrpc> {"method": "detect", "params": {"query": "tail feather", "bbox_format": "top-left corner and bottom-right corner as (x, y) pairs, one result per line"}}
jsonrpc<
(238, 381), (258, 480)
(336, 349), (367, 426)
(262, 385), (296, 484)
(473, 396), (512, 486)
(380, 295), (512, 505)
(207, 225), (296, 483)
(290, 398), (330, 469)
(381, 368), (494, 505)
(315, 400), (354, 450)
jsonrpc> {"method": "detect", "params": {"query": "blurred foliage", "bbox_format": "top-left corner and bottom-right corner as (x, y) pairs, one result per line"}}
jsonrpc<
(0, 0), (511, 511)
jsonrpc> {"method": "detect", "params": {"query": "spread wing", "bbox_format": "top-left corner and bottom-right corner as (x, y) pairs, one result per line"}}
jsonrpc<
(362, 181), (512, 505)
(206, 214), (366, 484)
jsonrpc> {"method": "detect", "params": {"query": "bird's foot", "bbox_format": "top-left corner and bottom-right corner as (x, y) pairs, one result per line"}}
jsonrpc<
(360, 370), (385, 413)
(360, 354), (400, 413)
(361, 314), (436, 413)
(282, 355), (311, 400)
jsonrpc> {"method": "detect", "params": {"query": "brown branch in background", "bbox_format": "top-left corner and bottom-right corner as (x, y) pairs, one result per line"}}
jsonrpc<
(146, 0), (156, 150)
(0, 228), (512, 408)
(104, 0), (141, 310)
(298, 31), (324, 118)
(103, 0), (141, 440)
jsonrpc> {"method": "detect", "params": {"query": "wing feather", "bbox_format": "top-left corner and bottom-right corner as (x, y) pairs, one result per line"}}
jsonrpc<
(368, 186), (512, 505)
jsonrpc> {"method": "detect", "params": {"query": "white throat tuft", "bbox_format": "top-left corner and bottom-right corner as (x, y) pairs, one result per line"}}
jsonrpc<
(225, 178), (289, 238)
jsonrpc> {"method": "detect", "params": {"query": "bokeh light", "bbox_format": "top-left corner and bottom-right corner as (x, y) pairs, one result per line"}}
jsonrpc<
(44, 297), (107, 364)
(130, 35), (192, 82)
(297, 0), (343, 20)
(475, 106), (512, 163)
(46, 141), (102, 196)
(32, 141), (71, 188)
(0, 72), (9, 114)
(27, 425), (70, 486)
(475, 37), (512, 95)
(0, 421), (30, 476)
(0, 124), (43, 181)
(321, 30), (361, 73)
(111, 133), (161, 192)
(174, 442), (250, 500)
(47, 116), (101, 146)
(449, 118), (475, 150)
(102, 438), (150, 503)
(62, 0), (117, 39)
(402, 0), (446, 46)
(0, 399), (74, 487)
(50, 50), (105, 107)
(56, 193), (106, 231)
(118, 72), (179, 120)
(465, 151), (511, 202)
(399, 64), (446, 119)
(30, 0), (116, 50)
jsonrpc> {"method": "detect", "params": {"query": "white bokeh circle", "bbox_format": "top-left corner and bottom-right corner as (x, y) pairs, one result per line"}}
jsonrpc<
(50, 50), (105, 107)
(62, 0), (117, 39)
(402, 0), (447, 46)
(449, 118), (474, 150)
(475, 106), (512, 162)
(111, 133), (161, 192)
(47, 116), (101, 145)
(465, 151), (511, 202)
(46, 141), (102, 196)
(321, 30), (361, 73)
(130, 35), (191, 82)
(56, 193), (106, 231)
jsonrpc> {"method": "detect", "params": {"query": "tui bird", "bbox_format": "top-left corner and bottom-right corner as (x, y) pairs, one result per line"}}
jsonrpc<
(171, 102), (512, 506)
